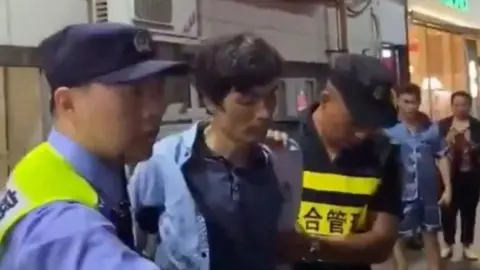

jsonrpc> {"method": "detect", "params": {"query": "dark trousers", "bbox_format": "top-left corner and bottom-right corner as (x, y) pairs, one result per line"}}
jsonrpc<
(441, 170), (480, 246)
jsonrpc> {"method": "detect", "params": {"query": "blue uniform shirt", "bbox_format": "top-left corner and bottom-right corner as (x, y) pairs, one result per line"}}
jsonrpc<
(384, 122), (447, 204)
(0, 130), (159, 270)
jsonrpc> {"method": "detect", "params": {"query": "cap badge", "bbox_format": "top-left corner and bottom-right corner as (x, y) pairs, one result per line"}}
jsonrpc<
(133, 31), (152, 53)
(373, 86), (386, 100)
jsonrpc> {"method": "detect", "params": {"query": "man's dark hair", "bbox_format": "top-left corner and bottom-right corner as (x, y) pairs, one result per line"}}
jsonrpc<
(393, 83), (421, 101)
(192, 33), (283, 105)
(450, 90), (472, 105)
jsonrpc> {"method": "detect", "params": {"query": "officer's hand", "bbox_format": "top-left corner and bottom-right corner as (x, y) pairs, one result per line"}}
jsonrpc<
(276, 230), (312, 263)
(265, 130), (289, 149)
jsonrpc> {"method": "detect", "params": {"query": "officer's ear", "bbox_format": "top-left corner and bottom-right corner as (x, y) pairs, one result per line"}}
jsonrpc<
(319, 88), (334, 105)
(53, 86), (75, 114)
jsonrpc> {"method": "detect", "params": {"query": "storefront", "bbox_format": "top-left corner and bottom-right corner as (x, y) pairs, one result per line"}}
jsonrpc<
(407, 0), (480, 120)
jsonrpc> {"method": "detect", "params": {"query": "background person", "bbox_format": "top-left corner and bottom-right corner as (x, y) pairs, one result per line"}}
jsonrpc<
(438, 91), (480, 260)
(385, 83), (451, 270)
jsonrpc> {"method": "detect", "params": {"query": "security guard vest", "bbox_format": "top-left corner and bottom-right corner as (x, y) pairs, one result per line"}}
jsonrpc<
(296, 111), (389, 238)
(298, 172), (380, 236)
(0, 142), (133, 248)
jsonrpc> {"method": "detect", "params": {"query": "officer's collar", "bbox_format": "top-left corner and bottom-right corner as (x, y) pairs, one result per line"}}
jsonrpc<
(47, 129), (123, 204)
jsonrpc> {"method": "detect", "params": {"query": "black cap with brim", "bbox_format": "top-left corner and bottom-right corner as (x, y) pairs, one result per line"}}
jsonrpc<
(329, 54), (398, 129)
(39, 23), (191, 90)
(94, 60), (190, 85)
(341, 86), (398, 128)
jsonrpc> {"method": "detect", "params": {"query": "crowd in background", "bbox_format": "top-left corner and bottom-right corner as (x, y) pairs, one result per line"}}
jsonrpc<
(387, 84), (480, 270)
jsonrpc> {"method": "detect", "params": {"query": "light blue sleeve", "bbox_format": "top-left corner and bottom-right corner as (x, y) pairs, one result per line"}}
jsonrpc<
(382, 126), (400, 145)
(0, 202), (160, 270)
(128, 156), (165, 210)
(128, 156), (165, 256)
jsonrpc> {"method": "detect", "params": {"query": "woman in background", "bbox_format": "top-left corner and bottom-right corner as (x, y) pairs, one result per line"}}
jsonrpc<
(438, 91), (480, 260)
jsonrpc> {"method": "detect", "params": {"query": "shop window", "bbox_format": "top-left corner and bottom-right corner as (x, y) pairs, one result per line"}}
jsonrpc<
(408, 23), (466, 119)
(408, 24), (428, 88)
(425, 28), (453, 91)
(451, 34), (467, 91)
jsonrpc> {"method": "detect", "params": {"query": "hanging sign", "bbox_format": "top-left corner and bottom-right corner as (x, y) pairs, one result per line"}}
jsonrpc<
(441, 0), (469, 12)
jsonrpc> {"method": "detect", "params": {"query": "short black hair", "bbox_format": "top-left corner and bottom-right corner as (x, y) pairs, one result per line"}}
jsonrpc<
(192, 32), (283, 105)
(450, 90), (472, 105)
(393, 83), (421, 101)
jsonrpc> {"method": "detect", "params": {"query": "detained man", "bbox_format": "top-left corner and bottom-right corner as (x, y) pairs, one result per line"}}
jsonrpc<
(129, 33), (296, 270)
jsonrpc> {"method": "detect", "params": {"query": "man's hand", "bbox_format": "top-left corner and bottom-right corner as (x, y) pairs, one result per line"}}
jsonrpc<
(438, 188), (452, 206)
(445, 128), (459, 145)
(265, 130), (289, 149)
(276, 230), (312, 263)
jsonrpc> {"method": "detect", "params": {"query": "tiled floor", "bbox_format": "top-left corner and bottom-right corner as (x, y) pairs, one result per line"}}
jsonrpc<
(373, 209), (480, 270)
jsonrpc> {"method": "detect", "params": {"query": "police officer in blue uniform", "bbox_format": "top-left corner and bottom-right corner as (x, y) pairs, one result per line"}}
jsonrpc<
(0, 23), (189, 270)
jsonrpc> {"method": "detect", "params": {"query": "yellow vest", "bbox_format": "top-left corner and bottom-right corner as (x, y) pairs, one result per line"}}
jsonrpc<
(297, 171), (380, 237)
(0, 142), (99, 244)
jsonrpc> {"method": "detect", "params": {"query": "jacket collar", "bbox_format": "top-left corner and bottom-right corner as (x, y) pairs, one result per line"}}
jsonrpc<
(174, 121), (270, 168)
(175, 121), (201, 166)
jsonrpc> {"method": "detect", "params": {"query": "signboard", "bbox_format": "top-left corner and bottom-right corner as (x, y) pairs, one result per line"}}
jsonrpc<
(441, 0), (469, 12)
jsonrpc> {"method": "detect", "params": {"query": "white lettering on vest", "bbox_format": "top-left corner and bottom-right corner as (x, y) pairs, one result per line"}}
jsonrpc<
(0, 190), (19, 220)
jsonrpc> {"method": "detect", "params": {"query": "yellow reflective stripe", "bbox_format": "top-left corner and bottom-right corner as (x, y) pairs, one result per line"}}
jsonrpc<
(303, 171), (380, 195)
(298, 201), (368, 237)
(0, 142), (98, 244)
(13, 143), (98, 207)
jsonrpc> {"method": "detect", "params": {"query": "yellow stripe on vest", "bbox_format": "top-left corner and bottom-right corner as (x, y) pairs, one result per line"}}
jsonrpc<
(0, 142), (98, 244)
(298, 172), (380, 237)
(303, 171), (379, 195)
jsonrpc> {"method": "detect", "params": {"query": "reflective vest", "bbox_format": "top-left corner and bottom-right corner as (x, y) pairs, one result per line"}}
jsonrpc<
(0, 142), (124, 246)
(297, 171), (380, 237)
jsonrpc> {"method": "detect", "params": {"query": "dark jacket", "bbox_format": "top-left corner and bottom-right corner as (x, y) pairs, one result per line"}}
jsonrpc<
(438, 116), (480, 174)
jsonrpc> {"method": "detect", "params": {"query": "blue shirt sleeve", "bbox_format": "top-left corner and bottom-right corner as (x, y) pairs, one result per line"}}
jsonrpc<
(0, 202), (160, 270)
(128, 156), (165, 254)
(128, 157), (165, 209)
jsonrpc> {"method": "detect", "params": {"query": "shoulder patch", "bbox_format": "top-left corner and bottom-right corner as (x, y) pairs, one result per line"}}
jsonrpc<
(0, 181), (28, 227)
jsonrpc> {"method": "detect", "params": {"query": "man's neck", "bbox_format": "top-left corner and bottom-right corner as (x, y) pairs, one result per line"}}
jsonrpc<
(399, 113), (420, 129)
(204, 124), (251, 167)
(54, 120), (122, 166)
(453, 115), (469, 122)
(311, 109), (340, 161)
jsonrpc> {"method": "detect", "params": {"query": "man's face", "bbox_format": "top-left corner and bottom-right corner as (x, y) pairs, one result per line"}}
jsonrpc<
(210, 80), (279, 145)
(317, 88), (374, 148)
(396, 93), (420, 118)
(451, 95), (471, 118)
(71, 78), (165, 162)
